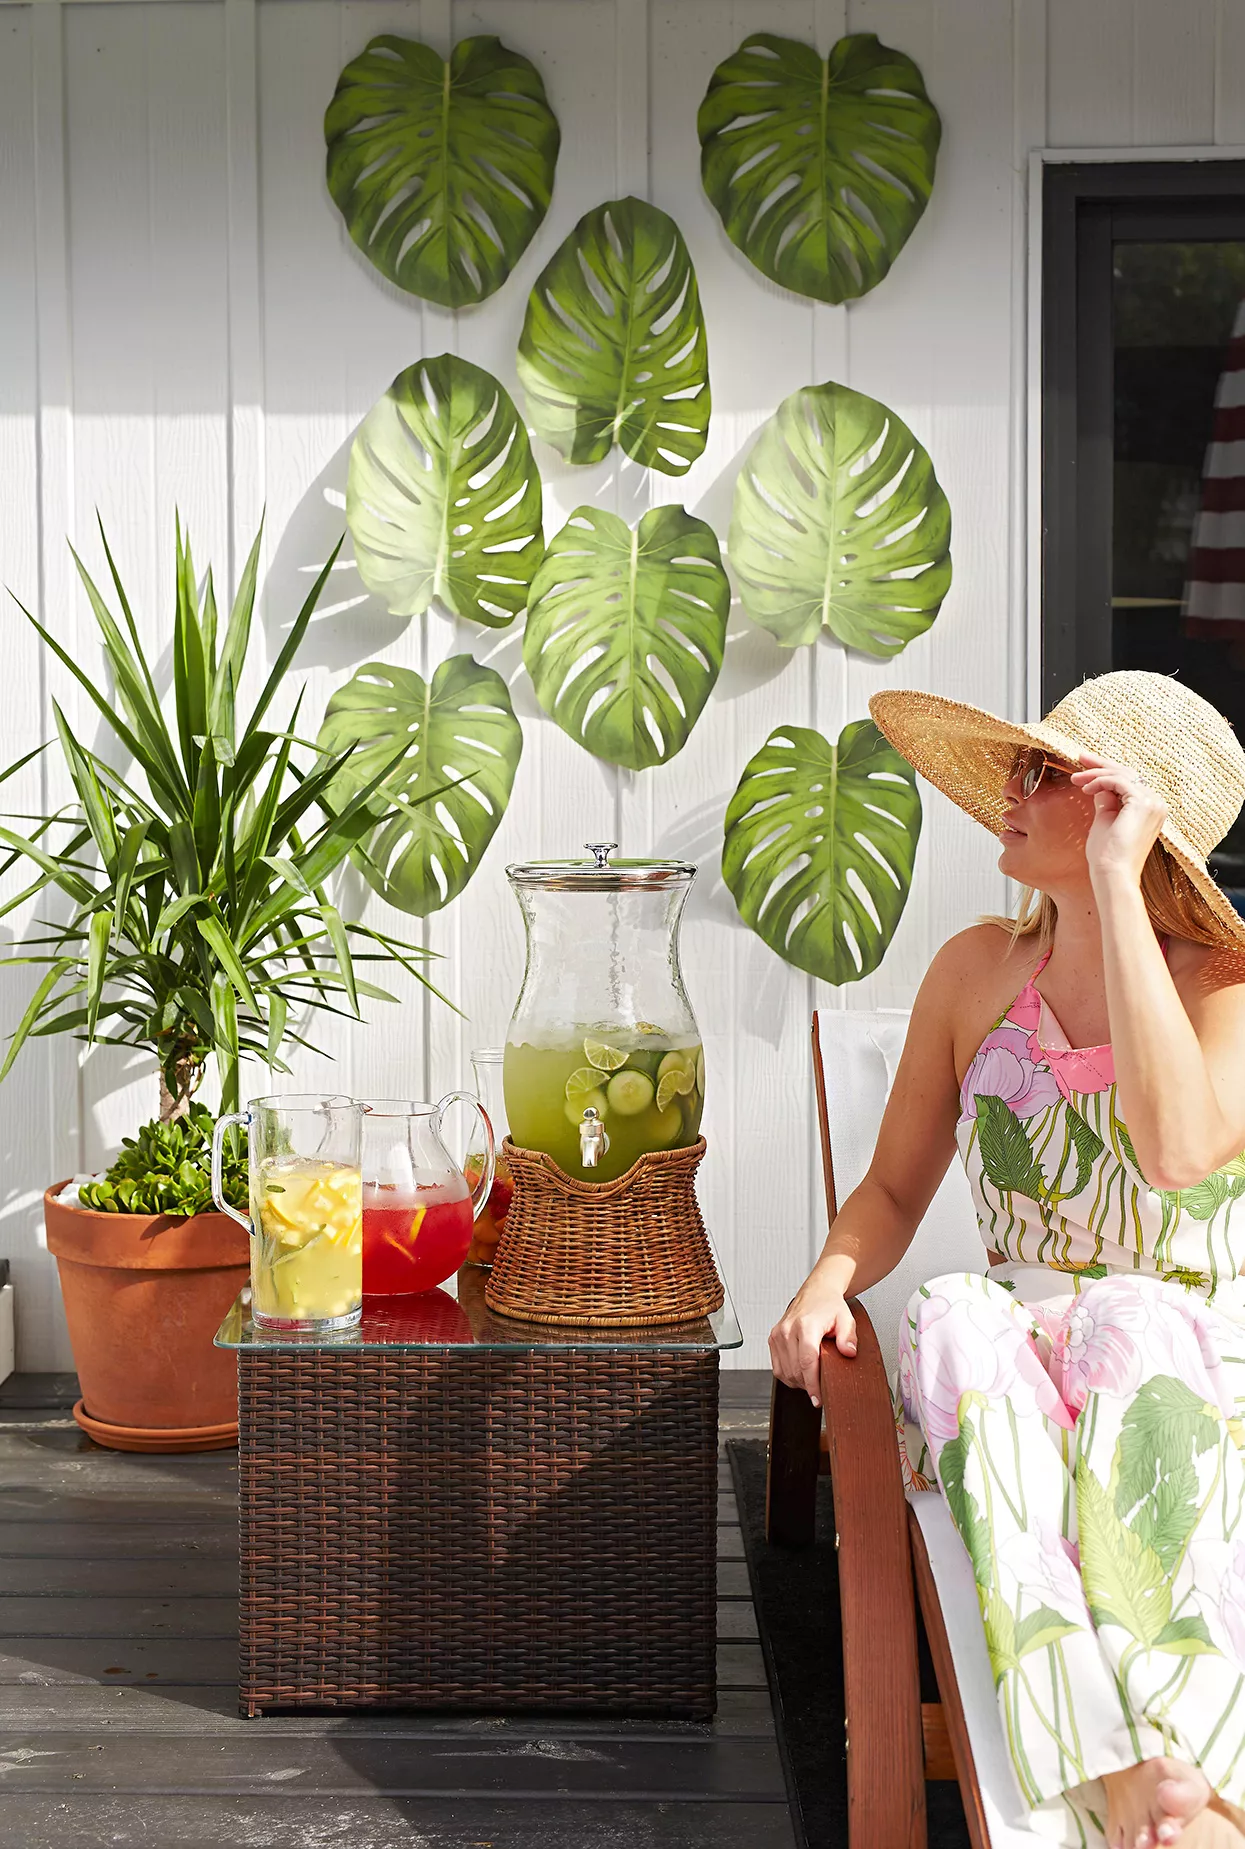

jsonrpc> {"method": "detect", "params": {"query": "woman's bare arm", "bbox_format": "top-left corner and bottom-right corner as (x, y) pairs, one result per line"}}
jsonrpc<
(768, 931), (978, 1403)
(1076, 754), (1245, 1187)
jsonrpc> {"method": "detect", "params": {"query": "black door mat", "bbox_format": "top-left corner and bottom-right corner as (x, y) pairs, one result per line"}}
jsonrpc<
(727, 1438), (971, 1849)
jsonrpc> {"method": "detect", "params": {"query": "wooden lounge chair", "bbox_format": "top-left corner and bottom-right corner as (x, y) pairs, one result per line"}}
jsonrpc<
(766, 1009), (1048, 1849)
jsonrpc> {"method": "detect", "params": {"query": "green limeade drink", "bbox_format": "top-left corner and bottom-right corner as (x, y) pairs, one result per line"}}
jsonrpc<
(504, 1029), (705, 1184)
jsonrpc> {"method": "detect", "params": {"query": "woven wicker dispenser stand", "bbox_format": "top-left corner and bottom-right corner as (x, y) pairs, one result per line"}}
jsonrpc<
(484, 1135), (723, 1327)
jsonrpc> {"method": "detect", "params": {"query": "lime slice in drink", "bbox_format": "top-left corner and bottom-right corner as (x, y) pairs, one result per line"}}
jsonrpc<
(652, 1102), (682, 1145)
(656, 1071), (682, 1113)
(696, 1049), (706, 1093)
(657, 1051), (695, 1095)
(607, 1070), (655, 1116)
(584, 1037), (628, 1072)
(564, 1087), (608, 1125)
(565, 1066), (603, 1102)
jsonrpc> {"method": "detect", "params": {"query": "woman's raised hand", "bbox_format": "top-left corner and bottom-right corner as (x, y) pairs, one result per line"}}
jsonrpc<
(1071, 752), (1168, 889)
(769, 1281), (857, 1407)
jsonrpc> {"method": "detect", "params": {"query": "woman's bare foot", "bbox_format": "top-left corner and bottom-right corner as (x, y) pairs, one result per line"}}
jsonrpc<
(1101, 1757), (1223, 1846)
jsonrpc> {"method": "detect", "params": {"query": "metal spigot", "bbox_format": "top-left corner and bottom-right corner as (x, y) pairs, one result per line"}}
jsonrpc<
(579, 1105), (610, 1168)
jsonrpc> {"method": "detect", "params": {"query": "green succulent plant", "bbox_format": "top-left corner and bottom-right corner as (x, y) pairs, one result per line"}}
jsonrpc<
(0, 518), (439, 1121)
(77, 1103), (247, 1218)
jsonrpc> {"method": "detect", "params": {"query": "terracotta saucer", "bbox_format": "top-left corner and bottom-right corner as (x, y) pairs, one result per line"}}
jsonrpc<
(72, 1401), (238, 1454)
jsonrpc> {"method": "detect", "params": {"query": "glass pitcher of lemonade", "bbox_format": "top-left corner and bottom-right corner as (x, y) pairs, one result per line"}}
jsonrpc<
(212, 1095), (363, 1332)
(503, 844), (704, 1184)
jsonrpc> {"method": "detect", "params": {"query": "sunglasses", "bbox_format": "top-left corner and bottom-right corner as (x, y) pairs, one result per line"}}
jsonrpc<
(1010, 748), (1072, 800)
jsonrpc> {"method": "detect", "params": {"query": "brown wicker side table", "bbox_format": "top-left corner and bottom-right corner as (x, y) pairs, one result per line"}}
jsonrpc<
(214, 1263), (741, 1719)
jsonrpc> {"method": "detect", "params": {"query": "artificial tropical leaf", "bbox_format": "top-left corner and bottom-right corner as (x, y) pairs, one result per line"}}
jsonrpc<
(698, 32), (941, 304)
(348, 355), (545, 626)
(317, 654), (522, 917)
(730, 380), (951, 655)
(325, 35), (561, 308)
(722, 718), (920, 985)
(523, 504), (729, 770)
(516, 196), (710, 475)
(1076, 1459), (1171, 1648)
(975, 1095), (1046, 1200)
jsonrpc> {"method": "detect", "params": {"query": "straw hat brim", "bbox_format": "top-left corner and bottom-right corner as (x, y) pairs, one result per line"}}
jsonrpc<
(868, 689), (1245, 957)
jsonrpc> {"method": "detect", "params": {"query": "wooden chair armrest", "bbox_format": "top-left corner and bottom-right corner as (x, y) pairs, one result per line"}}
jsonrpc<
(822, 1298), (927, 1849)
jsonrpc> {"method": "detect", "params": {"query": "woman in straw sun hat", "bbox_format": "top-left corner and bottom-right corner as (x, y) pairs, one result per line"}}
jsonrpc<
(770, 671), (1245, 1849)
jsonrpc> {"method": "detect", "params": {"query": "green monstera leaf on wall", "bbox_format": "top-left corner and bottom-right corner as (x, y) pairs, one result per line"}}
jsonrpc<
(348, 354), (545, 628)
(523, 504), (729, 771)
(730, 380), (951, 656)
(317, 655), (523, 918)
(324, 35), (561, 308)
(517, 197), (711, 475)
(722, 719), (921, 985)
(698, 32), (941, 304)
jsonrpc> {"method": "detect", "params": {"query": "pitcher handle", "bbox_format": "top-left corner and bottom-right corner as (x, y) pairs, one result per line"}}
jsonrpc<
(212, 1111), (251, 1232)
(435, 1089), (495, 1222)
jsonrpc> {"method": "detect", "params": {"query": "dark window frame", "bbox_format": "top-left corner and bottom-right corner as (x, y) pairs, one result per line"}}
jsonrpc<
(1040, 159), (1245, 711)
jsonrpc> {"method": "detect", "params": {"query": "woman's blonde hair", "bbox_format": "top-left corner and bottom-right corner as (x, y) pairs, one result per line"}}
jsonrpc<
(983, 842), (1232, 952)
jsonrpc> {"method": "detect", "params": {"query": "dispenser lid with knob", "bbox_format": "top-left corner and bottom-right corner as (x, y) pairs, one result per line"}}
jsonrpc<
(506, 843), (696, 892)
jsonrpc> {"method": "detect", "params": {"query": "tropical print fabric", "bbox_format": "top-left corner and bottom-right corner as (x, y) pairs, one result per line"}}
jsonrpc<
(956, 951), (1245, 1312)
(901, 1273), (1245, 1842)
(898, 951), (1245, 1840)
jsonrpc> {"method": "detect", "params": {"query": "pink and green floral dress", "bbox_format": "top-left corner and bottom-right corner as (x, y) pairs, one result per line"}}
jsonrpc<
(898, 950), (1245, 1845)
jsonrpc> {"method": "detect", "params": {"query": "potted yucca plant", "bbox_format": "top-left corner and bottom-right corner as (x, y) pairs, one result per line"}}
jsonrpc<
(0, 521), (437, 1451)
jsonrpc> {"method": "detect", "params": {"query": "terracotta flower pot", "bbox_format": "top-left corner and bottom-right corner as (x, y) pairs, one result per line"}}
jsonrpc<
(43, 1184), (250, 1453)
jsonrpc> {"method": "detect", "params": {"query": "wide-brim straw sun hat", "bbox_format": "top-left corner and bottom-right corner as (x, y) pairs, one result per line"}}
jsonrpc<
(869, 671), (1245, 956)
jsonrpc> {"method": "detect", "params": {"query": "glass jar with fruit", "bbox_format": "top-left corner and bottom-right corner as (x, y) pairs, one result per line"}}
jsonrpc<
(212, 1094), (363, 1332)
(503, 844), (704, 1184)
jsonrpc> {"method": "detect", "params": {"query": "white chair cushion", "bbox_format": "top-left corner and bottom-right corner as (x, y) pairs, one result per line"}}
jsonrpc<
(814, 1009), (983, 1367)
(909, 1489), (1106, 1846)
(818, 1012), (1106, 1845)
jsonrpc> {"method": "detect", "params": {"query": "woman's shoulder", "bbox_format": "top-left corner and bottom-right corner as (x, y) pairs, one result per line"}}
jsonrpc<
(914, 925), (1042, 1079)
(924, 922), (1038, 994)
(1165, 935), (1245, 1009)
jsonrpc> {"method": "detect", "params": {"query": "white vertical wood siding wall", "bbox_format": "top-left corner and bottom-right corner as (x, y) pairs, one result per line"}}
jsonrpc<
(1, 0), (1242, 1370)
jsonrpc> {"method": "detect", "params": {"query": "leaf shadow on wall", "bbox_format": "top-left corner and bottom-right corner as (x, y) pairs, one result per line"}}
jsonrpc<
(688, 438), (793, 702)
(262, 434), (406, 673)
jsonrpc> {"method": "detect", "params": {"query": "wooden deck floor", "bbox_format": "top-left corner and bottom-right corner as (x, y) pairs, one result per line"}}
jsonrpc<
(0, 1369), (796, 1849)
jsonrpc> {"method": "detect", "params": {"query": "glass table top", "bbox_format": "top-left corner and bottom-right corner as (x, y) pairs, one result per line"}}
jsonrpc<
(215, 1259), (742, 1354)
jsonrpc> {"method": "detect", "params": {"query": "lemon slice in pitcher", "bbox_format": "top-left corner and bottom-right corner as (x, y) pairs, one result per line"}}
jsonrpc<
(584, 1037), (628, 1072)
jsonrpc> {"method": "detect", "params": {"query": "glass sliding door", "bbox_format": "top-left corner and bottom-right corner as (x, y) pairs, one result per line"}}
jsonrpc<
(1043, 164), (1245, 901)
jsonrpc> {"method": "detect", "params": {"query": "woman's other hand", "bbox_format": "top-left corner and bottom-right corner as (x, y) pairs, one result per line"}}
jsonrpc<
(1072, 752), (1168, 889)
(769, 1283), (857, 1407)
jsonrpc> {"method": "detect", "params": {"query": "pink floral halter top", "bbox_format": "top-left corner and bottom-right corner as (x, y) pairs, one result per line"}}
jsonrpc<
(958, 948), (1245, 1322)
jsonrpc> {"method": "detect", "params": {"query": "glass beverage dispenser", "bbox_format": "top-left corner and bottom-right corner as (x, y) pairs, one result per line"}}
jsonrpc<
(503, 844), (704, 1184)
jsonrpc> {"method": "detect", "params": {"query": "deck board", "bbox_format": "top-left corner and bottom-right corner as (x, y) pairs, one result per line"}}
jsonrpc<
(0, 1371), (793, 1846)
